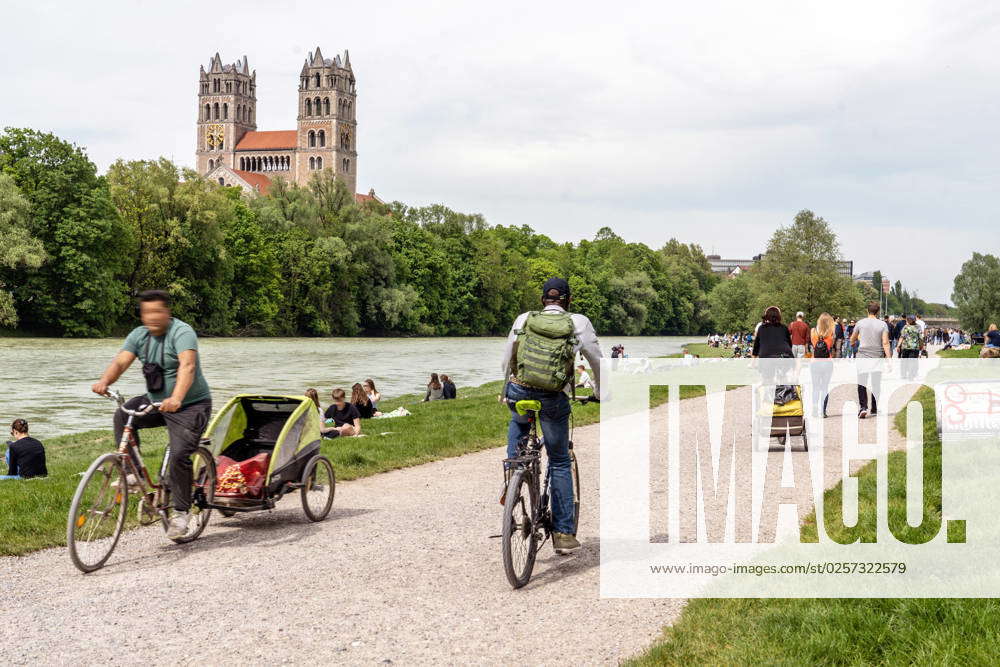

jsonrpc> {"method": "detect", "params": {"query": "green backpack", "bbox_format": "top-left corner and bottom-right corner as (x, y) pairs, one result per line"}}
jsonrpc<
(512, 311), (578, 392)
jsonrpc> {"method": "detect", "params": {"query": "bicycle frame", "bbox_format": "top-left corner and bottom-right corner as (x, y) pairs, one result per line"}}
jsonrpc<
(503, 410), (554, 548)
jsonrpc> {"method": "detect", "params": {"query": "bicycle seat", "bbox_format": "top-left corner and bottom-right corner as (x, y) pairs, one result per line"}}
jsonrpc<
(514, 399), (542, 415)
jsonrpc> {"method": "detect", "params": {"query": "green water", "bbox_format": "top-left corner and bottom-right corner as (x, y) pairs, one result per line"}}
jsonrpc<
(0, 335), (701, 437)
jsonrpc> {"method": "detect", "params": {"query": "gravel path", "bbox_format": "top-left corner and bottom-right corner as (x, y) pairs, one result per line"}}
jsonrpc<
(0, 366), (924, 665)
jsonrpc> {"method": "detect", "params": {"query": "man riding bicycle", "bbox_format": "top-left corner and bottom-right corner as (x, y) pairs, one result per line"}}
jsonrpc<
(501, 277), (603, 554)
(91, 290), (212, 539)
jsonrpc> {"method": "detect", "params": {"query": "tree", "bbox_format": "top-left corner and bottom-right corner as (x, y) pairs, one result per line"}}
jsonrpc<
(0, 174), (47, 326)
(952, 253), (1000, 332)
(749, 210), (862, 323)
(707, 275), (757, 332)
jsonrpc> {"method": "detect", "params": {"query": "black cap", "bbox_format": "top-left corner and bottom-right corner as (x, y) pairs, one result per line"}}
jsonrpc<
(542, 277), (570, 300)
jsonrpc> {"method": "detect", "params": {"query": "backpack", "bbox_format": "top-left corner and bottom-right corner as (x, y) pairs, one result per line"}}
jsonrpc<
(813, 335), (831, 358)
(512, 311), (578, 392)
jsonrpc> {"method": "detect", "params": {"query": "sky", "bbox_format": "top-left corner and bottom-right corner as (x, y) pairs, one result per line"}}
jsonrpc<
(2, 0), (996, 304)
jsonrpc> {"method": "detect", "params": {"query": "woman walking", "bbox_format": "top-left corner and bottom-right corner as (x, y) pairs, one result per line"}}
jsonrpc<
(810, 313), (835, 418)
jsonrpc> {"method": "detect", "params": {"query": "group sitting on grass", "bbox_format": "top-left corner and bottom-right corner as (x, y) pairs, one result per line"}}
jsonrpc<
(2, 419), (47, 480)
(422, 373), (457, 401)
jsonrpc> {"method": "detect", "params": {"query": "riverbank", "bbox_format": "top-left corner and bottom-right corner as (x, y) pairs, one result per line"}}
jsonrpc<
(1, 362), (712, 557)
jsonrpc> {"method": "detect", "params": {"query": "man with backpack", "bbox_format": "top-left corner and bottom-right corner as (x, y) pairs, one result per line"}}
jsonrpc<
(501, 277), (604, 554)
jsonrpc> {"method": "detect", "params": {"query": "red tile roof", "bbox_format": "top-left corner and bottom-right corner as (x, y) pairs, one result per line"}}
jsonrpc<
(232, 170), (272, 194)
(234, 130), (298, 151)
(354, 193), (375, 204)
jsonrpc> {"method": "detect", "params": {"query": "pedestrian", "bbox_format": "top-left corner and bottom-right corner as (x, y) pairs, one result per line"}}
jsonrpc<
(850, 301), (890, 419)
(809, 313), (835, 418)
(789, 311), (810, 358)
(898, 315), (924, 380)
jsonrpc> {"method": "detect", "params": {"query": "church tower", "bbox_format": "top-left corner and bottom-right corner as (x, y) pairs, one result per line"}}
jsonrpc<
(295, 46), (357, 193)
(197, 53), (256, 174)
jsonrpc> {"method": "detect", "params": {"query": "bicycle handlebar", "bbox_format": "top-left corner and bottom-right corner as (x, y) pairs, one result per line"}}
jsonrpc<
(101, 389), (161, 416)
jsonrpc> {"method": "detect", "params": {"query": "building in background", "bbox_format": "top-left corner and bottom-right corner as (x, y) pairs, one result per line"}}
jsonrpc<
(706, 254), (853, 279)
(196, 47), (361, 197)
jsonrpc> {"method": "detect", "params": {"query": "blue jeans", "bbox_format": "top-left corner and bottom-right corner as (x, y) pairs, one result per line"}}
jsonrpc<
(505, 382), (575, 535)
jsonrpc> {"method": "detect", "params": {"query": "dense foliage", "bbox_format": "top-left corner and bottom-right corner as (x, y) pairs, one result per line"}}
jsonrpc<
(952, 252), (1000, 332)
(0, 128), (718, 337)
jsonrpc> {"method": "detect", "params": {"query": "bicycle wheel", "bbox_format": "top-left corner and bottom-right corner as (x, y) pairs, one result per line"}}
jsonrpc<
(570, 450), (581, 535)
(301, 455), (336, 521)
(502, 468), (538, 589)
(67, 453), (129, 573)
(160, 446), (216, 544)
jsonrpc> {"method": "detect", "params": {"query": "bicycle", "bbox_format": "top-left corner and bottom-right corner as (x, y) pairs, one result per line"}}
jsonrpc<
(67, 390), (217, 573)
(500, 395), (593, 589)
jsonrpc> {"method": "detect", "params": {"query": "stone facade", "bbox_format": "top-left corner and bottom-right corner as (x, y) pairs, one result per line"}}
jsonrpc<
(197, 47), (358, 195)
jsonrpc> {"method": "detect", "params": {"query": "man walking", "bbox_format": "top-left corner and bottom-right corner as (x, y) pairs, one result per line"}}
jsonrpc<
(92, 290), (212, 540)
(850, 301), (891, 419)
(789, 311), (810, 358)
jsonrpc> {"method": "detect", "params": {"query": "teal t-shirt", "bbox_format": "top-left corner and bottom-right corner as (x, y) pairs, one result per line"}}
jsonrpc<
(122, 318), (211, 405)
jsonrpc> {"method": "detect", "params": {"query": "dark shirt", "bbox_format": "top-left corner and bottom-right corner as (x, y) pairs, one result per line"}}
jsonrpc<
(8, 437), (47, 478)
(892, 320), (906, 341)
(835, 323), (844, 340)
(324, 403), (361, 427)
(988, 330), (1000, 347)
(442, 381), (457, 399)
(752, 323), (793, 358)
(353, 400), (376, 419)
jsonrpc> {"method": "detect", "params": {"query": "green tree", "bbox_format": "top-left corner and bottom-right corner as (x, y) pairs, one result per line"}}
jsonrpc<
(707, 275), (757, 332)
(952, 253), (1000, 332)
(0, 173), (47, 326)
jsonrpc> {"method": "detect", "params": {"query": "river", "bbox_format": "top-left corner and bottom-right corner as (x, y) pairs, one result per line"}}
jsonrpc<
(0, 335), (702, 437)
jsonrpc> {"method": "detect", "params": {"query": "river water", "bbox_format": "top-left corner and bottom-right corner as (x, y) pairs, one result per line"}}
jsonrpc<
(0, 335), (701, 437)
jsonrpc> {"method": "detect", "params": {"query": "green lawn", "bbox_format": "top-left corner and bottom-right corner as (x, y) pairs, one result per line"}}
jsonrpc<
(1, 373), (710, 557)
(629, 386), (1000, 665)
(937, 345), (982, 358)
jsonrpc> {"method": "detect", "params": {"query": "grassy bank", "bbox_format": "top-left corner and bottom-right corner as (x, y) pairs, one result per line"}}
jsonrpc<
(937, 345), (982, 358)
(629, 386), (1000, 665)
(2, 369), (708, 557)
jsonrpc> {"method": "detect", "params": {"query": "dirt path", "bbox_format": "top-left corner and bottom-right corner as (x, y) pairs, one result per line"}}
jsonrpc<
(0, 368), (924, 665)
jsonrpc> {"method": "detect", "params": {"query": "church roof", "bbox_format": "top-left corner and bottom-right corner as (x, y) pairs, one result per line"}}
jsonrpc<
(234, 130), (298, 151)
(231, 170), (273, 193)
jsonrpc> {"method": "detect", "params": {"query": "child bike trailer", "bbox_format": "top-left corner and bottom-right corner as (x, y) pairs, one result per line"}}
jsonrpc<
(201, 394), (335, 521)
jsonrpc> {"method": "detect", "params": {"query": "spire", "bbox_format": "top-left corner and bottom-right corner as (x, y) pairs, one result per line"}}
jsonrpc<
(344, 49), (351, 69)
(241, 55), (249, 74)
(301, 58), (310, 74)
(311, 46), (324, 67)
(210, 52), (223, 73)
(199, 65), (207, 80)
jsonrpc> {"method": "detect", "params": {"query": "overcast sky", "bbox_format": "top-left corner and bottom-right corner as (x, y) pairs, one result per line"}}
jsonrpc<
(2, 1), (995, 304)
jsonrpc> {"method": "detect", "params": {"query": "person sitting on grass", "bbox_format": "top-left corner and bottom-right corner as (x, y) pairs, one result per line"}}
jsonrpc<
(423, 373), (444, 402)
(575, 364), (595, 391)
(986, 324), (1000, 349)
(364, 379), (381, 410)
(351, 382), (381, 419)
(441, 374), (457, 399)
(2, 419), (47, 480)
(323, 388), (362, 437)
(305, 388), (324, 418)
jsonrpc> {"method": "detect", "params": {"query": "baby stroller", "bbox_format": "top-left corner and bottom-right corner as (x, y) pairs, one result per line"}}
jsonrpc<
(200, 394), (336, 521)
(753, 364), (808, 451)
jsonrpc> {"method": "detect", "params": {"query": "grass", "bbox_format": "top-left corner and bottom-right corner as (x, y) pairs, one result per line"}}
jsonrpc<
(937, 345), (982, 358)
(628, 386), (1000, 666)
(2, 367), (709, 557)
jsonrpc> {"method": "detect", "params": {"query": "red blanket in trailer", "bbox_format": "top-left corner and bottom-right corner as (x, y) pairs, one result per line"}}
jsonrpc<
(215, 453), (269, 498)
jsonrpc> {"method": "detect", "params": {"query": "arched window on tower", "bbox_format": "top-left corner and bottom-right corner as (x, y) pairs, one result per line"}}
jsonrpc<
(223, 103), (228, 119)
(308, 130), (316, 147)
(309, 157), (315, 170)
(213, 103), (220, 120)
(347, 101), (352, 119)
(318, 130), (325, 147)
(204, 103), (210, 120)
(208, 159), (214, 170)
(218, 138), (224, 151)
(316, 156), (323, 170)
(314, 73), (320, 88)
(218, 177), (225, 185)
(305, 98), (312, 116)
(314, 97), (321, 117)
(324, 98), (330, 115)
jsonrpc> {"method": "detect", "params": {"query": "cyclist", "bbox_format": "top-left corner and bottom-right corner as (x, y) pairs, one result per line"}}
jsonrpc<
(91, 290), (212, 539)
(501, 277), (603, 554)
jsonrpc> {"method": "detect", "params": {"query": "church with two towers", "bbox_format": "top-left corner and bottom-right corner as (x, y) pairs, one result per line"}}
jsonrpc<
(198, 47), (376, 202)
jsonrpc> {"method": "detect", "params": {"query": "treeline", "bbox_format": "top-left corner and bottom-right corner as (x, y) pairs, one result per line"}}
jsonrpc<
(0, 127), (718, 337)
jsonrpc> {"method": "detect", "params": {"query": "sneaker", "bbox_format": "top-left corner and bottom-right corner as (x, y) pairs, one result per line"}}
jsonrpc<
(859, 409), (868, 419)
(552, 532), (581, 555)
(166, 511), (190, 540)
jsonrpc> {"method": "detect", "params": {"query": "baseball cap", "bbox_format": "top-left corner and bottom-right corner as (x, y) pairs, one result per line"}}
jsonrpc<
(542, 277), (570, 300)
